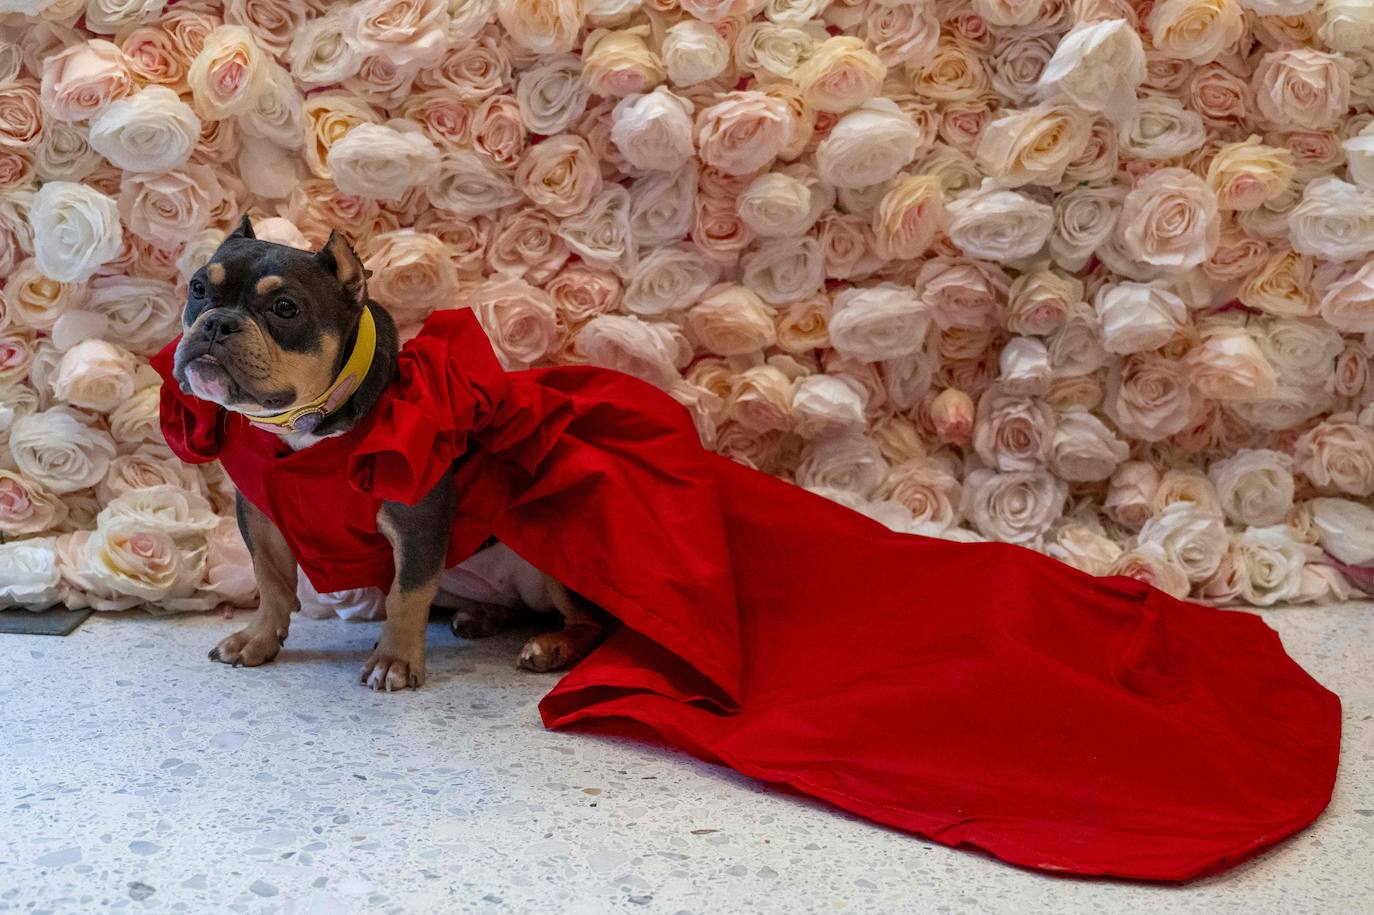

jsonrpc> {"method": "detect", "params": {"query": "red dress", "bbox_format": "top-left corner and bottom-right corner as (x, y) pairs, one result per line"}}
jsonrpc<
(154, 308), (1340, 881)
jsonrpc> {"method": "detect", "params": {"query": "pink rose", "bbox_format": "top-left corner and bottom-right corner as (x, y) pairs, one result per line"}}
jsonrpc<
(40, 39), (133, 122)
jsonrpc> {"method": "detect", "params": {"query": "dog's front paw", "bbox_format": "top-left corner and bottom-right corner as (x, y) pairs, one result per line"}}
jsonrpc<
(209, 628), (285, 667)
(360, 645), (426, 692)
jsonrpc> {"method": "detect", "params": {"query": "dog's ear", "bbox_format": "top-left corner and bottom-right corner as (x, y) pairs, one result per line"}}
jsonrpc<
(316, 230), (366, 305)
(229, 213), (255, 240)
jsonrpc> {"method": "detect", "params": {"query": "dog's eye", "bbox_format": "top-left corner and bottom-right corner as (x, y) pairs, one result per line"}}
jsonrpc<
(189, 279), (205, 298)
(272, 298), (299, 319)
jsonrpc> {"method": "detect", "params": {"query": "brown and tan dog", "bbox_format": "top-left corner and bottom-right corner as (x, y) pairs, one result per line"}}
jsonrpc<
(172, 217), (609, 690)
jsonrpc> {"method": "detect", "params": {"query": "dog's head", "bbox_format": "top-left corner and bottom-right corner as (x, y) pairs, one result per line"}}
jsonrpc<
(172, 216), (368, 418)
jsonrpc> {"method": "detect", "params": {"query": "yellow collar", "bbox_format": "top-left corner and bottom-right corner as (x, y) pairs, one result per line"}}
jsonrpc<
(247, 307), (377, 435)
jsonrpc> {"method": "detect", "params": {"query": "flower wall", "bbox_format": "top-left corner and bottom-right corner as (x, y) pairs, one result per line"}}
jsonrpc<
(1, 0), (1373, 613)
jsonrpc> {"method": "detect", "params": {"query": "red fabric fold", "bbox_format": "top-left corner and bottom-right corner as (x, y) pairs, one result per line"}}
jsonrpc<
(155, 308), (1341, 881)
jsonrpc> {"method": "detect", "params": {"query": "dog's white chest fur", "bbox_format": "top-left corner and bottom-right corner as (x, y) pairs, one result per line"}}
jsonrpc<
(296, 542), (551, 621)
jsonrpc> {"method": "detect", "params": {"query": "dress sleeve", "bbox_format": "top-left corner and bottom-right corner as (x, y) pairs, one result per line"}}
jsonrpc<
(348, 308), (571, 506)
(152, 338), (227, 464)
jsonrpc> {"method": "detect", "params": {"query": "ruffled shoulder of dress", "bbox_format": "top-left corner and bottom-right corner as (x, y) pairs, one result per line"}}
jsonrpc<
(152, 337), (228, 465)
(348, 308), (574, 506)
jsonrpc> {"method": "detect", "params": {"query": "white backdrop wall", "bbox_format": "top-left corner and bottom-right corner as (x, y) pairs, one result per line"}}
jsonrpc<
(0, 0), (1372, 613)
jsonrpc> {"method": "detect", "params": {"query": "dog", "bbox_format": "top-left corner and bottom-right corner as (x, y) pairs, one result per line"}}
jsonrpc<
(171, 217), (609, 690)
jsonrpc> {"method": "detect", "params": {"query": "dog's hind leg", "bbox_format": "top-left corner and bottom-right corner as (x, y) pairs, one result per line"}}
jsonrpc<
(361, 467), (455, 692)
(517, 579), (612, 673)
(210, 492), (299, 667)
(449, 598), (523, 639)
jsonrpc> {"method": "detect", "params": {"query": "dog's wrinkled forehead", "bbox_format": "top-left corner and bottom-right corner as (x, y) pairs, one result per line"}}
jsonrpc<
(202, 237), (328, 304)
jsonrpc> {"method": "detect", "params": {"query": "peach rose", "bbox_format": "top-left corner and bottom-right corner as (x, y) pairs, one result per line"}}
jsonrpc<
(1186, 320), (1279, 402)
(1206, 137), (1295, 211)
(1095, 282), (1188, 355)
(775, 293), (832, 354)
(695, 91), (794, 177)
(1118, 167), (1219, 271)
(497, 0), (582, 54)
(1148, 0), (1245, 64)
(364, 230), (462, 325)
(1294, 414), (1374, 496)
(1105, 460), (1162, 530)
(1105, 353), (1195, 442)
(547, 264), (621, 326)
(582, 26), (664, 97)
(688, 284), (777, 356)
(871, 173), (944, 260)
(792, 36), (886, 114)
(975, 104), (1091, 188)
(471, 276), (558, 369)
(515, 134), (601, 217)
(40, 39), (133, 122)
(52, 339), (136, 414)
(353, 0), (451, 71)
(186, 25), (269, 120)
(1254, 48), (1352, 131)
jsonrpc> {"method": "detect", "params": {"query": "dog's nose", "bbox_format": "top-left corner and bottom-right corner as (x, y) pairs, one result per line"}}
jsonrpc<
(202, 312), (242, 342)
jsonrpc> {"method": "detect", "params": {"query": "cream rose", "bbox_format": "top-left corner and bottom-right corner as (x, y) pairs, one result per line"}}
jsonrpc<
(1118, 167), (1219, 272)
(961, 468), (1067, 546)
(1186, 320), (1279, 401)
(662, 20), (730, 88)
(84, 519), (188, 603)
(471, 276), (558, 370)
(87, 86), (200, 174)
(973, 387), (1053, 472)
(1210, 449), (1295, 526)
(1206, 137), (1295, 211)
(1138, 502), (1228, 583)
(1106, 461), (1162, 530)
(792, 36), (885, 114)
(1317, 259), (1374, 332)
(740, 237), (823, 306)
(510, 54), (588, 136)
(497, 0), (582, 54)
(1049, 184), (1123, 272)
(108, 383), (162, 446)
(738, 168), (830, 240)
(52, 339), (136, 414)
(352, 0), (450, 70)
(289, 6), (362, 87)
(1234, 525), (1307, 606)
(816, 99), (921, 189)
(327, 121), (442, 203)
(1148, 0), (1245, 64)
(364, 230), (462, 324)
(877, 457), (962, 532)
(515, 134), (602, 217)
(976, 104), (1091, 188)
(1108, 544), (1191, 600)
(430, 150), (522, 216)
(872, 173), (944, 260)
(1047, 523), (1124, 576)
(791, 374), (867, 438)
(1118, 95), (1206, 161)
(725, 365), (795, 433)
(1050, 410), (1130, 482)
(302, 92), (382, 180)
(687, 285), (777, 356)
(29, 181), (123, 284)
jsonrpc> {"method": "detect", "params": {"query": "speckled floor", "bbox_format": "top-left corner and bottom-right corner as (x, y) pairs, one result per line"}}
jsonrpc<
(1, 604), (1370, 915)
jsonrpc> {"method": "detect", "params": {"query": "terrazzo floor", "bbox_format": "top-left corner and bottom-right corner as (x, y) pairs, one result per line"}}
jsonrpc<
(1, 603), (1370, 915)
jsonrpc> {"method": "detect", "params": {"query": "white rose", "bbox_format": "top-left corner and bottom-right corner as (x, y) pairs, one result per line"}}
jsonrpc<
(1309, 497), (1374, 565)
(1037, 18), (1146, 121)
(108, 383), (162, 446)
(118, 164), (222, 248)
(998, 336), (1052, 397)
(791, 374), (867, 439)
(1095, 281), (1187, 355)
(961, 468), (1068, 546)
(662, 20), (730, 88)
(29, 181), (123, 284)
(796, 432), (889, 498)
(622, 243), (718, 318)
(611, 87), (695, 173)
(740, 237), (824, 307)
(946, 180), (1054, 261)
(96, 443), (205, 504)
(241, 63), (304, 151)
(1210, 449), (1295, 527)
(328, 120), (442, 203)
(97, 484), (218, 544)
(34, 123), (102, 183)
(0, 539), (62, 609)
(52, 339), (136, 413)
(829, 283), (931, 363)
(1118, 95), (1206, 161)
(737, 169), (830, 239)
(1255, 318), (1344, 386)
(1234, 525), (1307, 607)
(727, 365), (795, 433)
(516, 54), (591, 136)
(290, 6), (363, 87)
(1138, 502), (1228, 583)
(558, 185), (636, 276)
(87, 86), (199, 174)
(1289, 177), (1374, 260)
(576, 314), (688, 390)
(430, 150), (522, 215)
(1049, 410), (1130, 482)
(628, 166), (696, 247)
(1050, 184), (1123, 272)
(877, 456), (963, 533)
(9, 407), (116, 494)
(56, 276), (180, 356)
(816, 98), (921, 190)
(1341, 123), (1374, 188)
